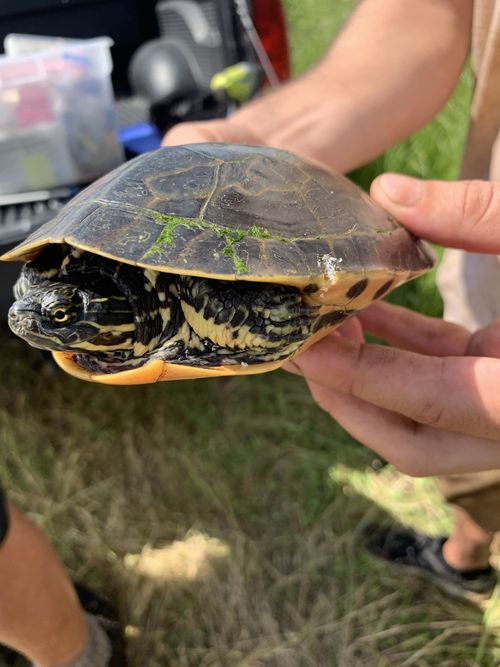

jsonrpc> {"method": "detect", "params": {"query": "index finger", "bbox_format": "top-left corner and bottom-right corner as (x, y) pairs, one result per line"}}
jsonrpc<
(294, 335), (500, 440)
(162, 118), (263, 147)
(358, 302), (470, 356)
(162, 120), (225, 146)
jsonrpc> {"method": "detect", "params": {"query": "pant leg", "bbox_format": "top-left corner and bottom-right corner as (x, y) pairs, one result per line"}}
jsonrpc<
(439, 472), (500, 533)
(437, 249), (500, 329)
(437, 250), (500, 534)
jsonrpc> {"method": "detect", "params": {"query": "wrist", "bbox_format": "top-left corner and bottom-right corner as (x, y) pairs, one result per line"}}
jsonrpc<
(229, 68), (356, 171)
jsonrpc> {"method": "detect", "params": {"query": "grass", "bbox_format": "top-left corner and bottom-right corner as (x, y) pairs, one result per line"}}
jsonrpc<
(1, 2), (499, 666)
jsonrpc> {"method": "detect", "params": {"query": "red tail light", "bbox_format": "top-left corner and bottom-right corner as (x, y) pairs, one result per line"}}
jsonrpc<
(250, 0), (290, 82)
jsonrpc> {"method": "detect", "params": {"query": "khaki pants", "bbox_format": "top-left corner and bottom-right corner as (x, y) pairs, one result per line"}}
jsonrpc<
(437, 249), (500, 532)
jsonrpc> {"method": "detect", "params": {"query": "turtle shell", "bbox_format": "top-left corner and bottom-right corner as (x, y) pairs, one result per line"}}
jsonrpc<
(2, 144), (434, 290)
(2, 144), (436, 385)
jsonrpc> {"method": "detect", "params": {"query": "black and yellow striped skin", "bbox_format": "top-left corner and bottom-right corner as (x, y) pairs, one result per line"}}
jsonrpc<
(2, 144), (436, 383)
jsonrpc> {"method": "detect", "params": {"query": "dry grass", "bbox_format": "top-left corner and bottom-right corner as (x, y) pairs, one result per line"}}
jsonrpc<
(0, 331), (499, 665)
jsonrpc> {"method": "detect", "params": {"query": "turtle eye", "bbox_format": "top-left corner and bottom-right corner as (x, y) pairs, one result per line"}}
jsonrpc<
(51, 308), (71, 324)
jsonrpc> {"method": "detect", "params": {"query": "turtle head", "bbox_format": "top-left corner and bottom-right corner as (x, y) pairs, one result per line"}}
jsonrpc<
(8, 281), (135, 353)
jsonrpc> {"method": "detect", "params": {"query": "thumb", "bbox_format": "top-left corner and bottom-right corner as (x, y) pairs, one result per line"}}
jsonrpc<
(370, 174), (500, 254)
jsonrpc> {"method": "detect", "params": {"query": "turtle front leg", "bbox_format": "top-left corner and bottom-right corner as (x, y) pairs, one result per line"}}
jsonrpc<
(173, 275), (319, 361)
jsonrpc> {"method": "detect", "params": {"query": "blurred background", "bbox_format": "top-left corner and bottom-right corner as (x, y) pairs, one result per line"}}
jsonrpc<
(0, 1), (498, 666)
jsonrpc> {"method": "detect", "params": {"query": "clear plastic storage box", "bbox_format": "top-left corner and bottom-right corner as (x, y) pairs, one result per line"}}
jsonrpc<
(0, 34), (124, 195)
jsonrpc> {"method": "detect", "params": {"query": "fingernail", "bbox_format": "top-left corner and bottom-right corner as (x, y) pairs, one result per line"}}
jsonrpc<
(376, 174), (423, 206)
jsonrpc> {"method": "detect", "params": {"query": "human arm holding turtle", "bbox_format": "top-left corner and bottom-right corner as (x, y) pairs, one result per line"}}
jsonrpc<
(164, 0), (472, 173)
(162, 0), (500, 475)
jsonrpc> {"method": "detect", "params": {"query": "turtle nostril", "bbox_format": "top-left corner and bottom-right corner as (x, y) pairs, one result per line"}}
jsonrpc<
(8, 305), (23, 324)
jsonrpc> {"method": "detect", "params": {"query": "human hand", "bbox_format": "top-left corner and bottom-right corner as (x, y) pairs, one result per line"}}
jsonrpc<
(289, 176), (500, 476)
(162, 117), (263, 148)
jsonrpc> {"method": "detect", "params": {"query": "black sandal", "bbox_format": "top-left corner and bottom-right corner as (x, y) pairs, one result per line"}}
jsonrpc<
(362, 524), (497, 600)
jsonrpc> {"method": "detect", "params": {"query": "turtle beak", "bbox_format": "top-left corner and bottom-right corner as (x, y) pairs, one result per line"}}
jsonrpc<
(9, 301), (30, 330)
(8, 301), (42, 339)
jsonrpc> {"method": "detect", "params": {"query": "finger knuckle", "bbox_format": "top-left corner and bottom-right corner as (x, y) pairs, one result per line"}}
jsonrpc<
(413, 401), (446, 428)
(409, 357), (449, 428)
(336, 342), (366, 395)
(460, 180), (499, 230)
(467, 322), (500, 357)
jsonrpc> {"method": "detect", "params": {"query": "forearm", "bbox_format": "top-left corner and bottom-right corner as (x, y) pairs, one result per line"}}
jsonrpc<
(227, 0), (472, 172)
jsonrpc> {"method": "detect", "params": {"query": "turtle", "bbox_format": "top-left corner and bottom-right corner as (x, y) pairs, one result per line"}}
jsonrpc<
(2, 144), (435, 385)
